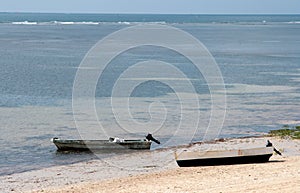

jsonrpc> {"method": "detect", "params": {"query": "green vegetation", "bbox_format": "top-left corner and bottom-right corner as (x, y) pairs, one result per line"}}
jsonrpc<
(269, 125), (300, 139)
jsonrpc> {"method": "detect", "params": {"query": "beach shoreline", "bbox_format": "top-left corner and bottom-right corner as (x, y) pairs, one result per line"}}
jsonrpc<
(2, 136), (299, 193)
(35, 156), (300, 193)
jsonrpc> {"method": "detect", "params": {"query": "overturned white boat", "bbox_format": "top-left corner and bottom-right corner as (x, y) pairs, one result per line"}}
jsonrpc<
(175, 141), (279, 167)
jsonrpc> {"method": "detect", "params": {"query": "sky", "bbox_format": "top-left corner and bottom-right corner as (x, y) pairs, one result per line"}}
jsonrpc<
(0, 0), (300, 14)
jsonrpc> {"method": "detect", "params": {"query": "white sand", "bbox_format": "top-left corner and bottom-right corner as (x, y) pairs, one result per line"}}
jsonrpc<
(1, 136), (299, 193)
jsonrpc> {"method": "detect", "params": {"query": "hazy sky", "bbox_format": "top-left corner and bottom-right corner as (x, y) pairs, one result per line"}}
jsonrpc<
(1, 0), (300, 14)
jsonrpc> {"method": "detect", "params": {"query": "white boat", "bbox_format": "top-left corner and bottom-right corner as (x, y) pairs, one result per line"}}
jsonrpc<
(175, 146), (274, 167)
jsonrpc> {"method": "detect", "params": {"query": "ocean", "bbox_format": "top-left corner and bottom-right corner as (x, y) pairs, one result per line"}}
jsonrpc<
(0, 13), (300, 175)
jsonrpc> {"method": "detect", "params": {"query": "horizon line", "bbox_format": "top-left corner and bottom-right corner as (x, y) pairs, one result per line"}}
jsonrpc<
(1, 11), (300, 15)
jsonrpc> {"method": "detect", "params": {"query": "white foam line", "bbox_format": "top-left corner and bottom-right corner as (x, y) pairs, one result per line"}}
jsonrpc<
(12, 21), (38, 25)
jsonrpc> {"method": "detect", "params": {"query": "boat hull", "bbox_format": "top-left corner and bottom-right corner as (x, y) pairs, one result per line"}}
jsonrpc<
(52, 138), (152, 151)
(176, 153), (273, 167)
(175, 147), (274, 167)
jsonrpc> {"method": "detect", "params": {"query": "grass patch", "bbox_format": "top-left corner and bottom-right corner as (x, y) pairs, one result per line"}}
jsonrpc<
(269, 125), (300, 139)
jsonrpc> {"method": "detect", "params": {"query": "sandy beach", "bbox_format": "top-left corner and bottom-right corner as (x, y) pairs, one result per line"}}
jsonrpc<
(1, 136), (299, 193)
(38, 156), (300, 193)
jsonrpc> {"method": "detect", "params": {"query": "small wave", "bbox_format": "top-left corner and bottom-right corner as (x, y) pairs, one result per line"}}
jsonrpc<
(50, 21), (100, 25)
(286, 21), (300, 24)
(12, 21), (38, 25)
(10, 21), (101, 25)
(56, 21), (99, 25)
(117, 21), (131, 25)
(79, 21), (100, 25)
(55, 21), (74, 25)
(8, 20), (300, 26)
(8, 20), (168, 26)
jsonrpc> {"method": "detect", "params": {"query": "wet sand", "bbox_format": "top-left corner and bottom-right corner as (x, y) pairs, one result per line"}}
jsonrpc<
(1, 136), (299, 193)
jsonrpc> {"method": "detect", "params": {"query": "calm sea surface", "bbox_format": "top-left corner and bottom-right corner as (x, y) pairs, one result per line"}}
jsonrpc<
(1, 13), (300, 175)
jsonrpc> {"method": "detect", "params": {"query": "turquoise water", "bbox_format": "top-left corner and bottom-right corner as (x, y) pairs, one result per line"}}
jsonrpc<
(1, 13), (300, 24)
(0, 13), (300, 175)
